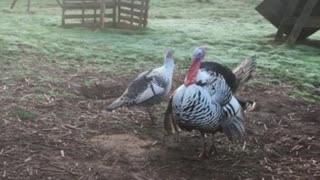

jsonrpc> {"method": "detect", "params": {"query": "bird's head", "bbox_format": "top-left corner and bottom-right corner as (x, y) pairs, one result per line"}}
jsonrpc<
(164, 49), (175, 67)
(184, 47), (207, 86)
(192, 47), (207, 62)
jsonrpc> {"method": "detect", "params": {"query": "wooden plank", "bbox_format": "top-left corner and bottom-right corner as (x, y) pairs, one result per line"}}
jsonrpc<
(287, 0), (318, 44)
(119, 15), (144, 24)
(118, 1), (144, 9)
(62, 0), (66, 26)
(283, 16), (320, 28)
(143, 0), (149, 27)
(130, 0), (134, 25)
(81, 0), (85, 24)
(11, 0), (18, 9)
(94, 0), (97, 23)
(119, 8), (144, 17)
(100, 1), (105, 28)
(64, 3), (101, 9)
(27, 0), (31, 12)
(275, 0), (299, 41)
(64, 14), (100, 19)
(112, 0), (116, 26)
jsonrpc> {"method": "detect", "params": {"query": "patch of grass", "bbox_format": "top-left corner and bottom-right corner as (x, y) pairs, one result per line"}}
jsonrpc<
(14, 107), (37, 121)
(0, 0), (319, 101)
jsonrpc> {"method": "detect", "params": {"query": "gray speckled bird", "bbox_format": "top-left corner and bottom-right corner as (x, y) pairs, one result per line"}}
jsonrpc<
(107, 50), (175, 122)
(164, 47), (256, 158)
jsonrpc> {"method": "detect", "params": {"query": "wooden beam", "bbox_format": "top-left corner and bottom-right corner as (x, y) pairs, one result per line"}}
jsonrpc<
(275, 0), (299, 41)
(10, 0), (19, 9)
(27, 0), (31, 12)
(56, 0), (63, 8)
(100, 0), (105, 28)
(287, 0), (318, 45)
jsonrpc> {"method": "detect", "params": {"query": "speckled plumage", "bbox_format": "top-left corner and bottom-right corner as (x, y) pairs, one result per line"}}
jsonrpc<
(164, 50), (256, 158)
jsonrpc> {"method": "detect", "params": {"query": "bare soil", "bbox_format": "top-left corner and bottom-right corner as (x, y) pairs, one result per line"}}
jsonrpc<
(0, 73), (319, 180)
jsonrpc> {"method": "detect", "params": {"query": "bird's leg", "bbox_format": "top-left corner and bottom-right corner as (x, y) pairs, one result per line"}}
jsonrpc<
(198, 132), (209, 159)
(146, 105), (156, 125)
(208, 133), (218, 156)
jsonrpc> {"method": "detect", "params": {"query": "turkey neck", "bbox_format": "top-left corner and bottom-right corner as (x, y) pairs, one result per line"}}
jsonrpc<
(184, 59), (202, 86)
(164, 58), (175, 75)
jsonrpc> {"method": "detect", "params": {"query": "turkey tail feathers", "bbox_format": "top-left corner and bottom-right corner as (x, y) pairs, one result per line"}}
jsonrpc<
(232, 55), (257, 87)
(221, 116), (245, 141)
(164, 97), (179, 134)
(106, 97), (126, 111)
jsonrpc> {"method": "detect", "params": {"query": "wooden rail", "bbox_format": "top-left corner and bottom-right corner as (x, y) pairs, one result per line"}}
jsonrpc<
(62, 0), (149, 29)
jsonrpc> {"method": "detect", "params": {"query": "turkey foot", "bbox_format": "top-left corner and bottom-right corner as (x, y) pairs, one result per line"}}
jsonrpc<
(208, 133), (218, 156)
(198, 132), (210, 159)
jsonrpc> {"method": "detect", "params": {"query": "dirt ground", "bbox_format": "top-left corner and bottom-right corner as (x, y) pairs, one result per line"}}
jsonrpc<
(0, 73), (319, 180)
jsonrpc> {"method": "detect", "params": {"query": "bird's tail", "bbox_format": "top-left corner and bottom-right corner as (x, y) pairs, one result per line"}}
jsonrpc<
(163, 96), (180, 134)
(221, 116), (245, 141)
(232, 55), (257, 88)
(106, 96), (126, 111)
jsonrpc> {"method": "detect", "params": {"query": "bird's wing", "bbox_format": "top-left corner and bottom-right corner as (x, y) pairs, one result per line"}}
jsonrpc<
(124, 69), (168, 104)
(210, 74), (232, 106)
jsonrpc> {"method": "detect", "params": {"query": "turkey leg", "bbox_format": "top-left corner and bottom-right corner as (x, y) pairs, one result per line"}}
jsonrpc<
(198, 132), (209, 159)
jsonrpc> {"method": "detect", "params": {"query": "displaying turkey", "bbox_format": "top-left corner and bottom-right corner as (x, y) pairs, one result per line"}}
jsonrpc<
(107, 50), (175, 123)
(164, 47), (256, 158)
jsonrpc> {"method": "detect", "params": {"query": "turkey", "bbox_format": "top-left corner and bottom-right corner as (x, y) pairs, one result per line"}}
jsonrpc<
(107, 50), (175, 123)
(163, 47), (256, 158)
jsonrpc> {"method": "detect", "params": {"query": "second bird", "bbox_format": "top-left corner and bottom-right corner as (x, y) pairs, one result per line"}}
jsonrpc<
(107, 50), (175, 124)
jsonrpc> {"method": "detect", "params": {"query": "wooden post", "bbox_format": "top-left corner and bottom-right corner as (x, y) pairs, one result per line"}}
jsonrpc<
(287, 0), (318, 44)
(130, 0), (134, 25)
(112, 0), (116, 27)
(27, 0), (31, 12)
(138, 0), (143, 27)
(81, 0), (85, 24)
(143, 0), (149, 28)
(62, 0), (65, 26)
(11, 0), (19, 9)
(118, 0), (121, 24)
(100, 0), (105, 28)
(94, 0), (97, 23)
(56, 0), (63, 8)
(275, 0), (299, 41)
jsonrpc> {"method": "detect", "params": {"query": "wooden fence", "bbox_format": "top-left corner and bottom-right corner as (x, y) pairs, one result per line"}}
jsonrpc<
(62, 0), (149, 29)
(256, 0), (320, 44)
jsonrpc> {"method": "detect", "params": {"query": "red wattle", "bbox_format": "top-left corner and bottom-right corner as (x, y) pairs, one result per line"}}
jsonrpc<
(184, 60), (201, 86)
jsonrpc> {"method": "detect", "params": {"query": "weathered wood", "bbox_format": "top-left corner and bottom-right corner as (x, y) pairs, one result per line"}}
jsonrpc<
(275, 0), (299, 41)
(112, 0), (116, 26)
(118, 1), (144, 9)
(62, 0), (149, 29)
(257, 0), (320, 44)
(119, 15), (144, 24)
(27, 0), (31, 12)
(11, 0), (19, 9)
(100, 1), (105, 28)
(287, 0), (318, 44)
(56, 0), (63, 8)
(143, 0), (148, 27)
(283, 16), (320, 27)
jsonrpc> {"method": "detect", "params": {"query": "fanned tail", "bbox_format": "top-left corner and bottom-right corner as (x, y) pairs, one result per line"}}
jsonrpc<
(232, 55), (257, 88)
(221, 116), (245, 141)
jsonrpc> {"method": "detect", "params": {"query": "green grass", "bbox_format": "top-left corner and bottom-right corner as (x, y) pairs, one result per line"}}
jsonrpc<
(0, 0), (319, 101)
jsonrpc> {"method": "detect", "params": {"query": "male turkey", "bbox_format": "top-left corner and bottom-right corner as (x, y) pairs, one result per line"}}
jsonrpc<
(107, 50), (175, 123)
(164, 47), (256, 158)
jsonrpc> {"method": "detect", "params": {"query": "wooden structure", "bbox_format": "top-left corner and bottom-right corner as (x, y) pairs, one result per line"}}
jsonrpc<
(256, 0), (320, 44)
(62, 0), (149, 29)
(11, 0), (31, 12)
